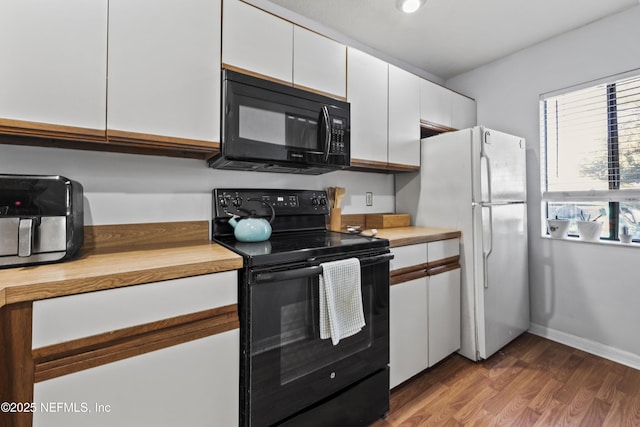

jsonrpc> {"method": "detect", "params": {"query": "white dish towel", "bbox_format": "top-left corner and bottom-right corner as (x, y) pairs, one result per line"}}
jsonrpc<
(319, 258), (365, 345)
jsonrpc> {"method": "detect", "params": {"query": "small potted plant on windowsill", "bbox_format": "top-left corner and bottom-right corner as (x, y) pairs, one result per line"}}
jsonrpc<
(576, 209), (605, 242)
(620, 226), (633, 243)
(546, 216), (570, 238)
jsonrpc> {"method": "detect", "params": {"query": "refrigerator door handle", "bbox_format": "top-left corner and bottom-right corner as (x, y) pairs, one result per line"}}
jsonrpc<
(481, 131), (493, 204)
(483, 204), (494, 289)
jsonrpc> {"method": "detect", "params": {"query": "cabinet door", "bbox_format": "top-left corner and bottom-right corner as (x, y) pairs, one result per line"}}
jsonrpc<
(347, 48), (388, 164)
(33, 330), (239, 427)
(32, 272), (237, 347)
(427, 238), (460, 263)
(107, 0), (221, 143)
(293, 26), (346, 98)
(420, 79), (452, 128)
(0, 0), (107, 131)
(222, 0), (293, 83)
(390, 243), (428, 271)
(428, 268), (461, 367)
(390, 277), (428, 389)
(388, 65), (421, 167)
(451, 92), (477, 130)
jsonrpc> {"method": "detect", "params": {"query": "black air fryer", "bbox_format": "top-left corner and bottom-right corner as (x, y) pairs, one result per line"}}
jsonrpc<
(0, 174), (84, 268)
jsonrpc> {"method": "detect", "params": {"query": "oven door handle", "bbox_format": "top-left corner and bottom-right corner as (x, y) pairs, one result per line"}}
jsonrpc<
(254, 266), (323, 284)
(359, 252), (394, 266)
(252, 253), (394, 284)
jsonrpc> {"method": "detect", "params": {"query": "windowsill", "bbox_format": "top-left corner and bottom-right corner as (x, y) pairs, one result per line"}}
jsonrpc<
(541, 234), (639, 247)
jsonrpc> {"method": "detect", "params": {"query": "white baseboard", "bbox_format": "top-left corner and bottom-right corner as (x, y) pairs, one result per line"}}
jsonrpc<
(528, 323), (640, 370)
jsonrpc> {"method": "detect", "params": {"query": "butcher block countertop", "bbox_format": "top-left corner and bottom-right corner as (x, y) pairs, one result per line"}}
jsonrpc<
(0, 222), (460, 308)
(373, 226), (461, 247)
(0, 221), (242, 308)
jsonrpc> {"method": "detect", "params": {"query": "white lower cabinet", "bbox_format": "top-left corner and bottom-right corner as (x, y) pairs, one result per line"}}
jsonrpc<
(389, 239), (461, 388)
(428, 268), (461, 367)
(33, 329), (239, 427)
(31, 272), (240, 426)
(390, 277), (429, 389)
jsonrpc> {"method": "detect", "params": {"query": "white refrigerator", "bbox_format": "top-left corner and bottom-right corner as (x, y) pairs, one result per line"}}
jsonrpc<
(396, 126), (529, 361)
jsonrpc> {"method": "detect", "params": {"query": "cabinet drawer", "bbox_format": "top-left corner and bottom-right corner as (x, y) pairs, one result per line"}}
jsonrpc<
(32, 271), (238, 348)
(427, 238), (459, 262)
(390, 244), (427, 271)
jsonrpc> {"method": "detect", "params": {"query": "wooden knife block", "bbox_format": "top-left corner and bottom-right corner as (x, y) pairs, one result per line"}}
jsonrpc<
(329, 208), (342, 231)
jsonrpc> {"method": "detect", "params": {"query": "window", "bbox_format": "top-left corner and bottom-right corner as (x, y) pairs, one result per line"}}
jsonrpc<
(541, 70), (640, 242)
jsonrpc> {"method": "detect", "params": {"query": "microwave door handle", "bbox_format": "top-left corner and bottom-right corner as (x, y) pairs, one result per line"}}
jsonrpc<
(321, 105), (331, 162)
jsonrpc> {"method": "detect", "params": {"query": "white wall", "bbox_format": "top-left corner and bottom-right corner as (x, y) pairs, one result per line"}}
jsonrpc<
(447, 6), (640, 367)
(0, 143), (394, 225)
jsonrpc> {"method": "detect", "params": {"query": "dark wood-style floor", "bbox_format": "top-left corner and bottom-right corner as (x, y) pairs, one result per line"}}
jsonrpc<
(372, 333), (640, 426)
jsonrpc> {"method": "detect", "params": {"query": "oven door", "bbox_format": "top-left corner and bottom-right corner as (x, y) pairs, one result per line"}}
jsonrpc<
(242, 252), (391, 427)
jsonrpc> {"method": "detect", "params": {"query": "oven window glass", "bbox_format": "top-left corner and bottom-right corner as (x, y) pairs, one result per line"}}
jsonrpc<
(251, 276), (373, 386)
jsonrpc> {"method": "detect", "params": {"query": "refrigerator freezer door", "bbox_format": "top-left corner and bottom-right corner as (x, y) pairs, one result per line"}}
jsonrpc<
(474, 128), (527, 203)
(474, 202), (529, 360)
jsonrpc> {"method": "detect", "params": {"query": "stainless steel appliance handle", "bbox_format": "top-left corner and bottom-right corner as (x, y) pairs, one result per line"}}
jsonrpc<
(18, 218), (36, 257)
(253, 253), (394, 284)
(321, 105), (331, 162)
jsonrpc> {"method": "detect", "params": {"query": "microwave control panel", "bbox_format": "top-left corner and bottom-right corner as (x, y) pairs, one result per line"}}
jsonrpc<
(330, 118), (347, 155)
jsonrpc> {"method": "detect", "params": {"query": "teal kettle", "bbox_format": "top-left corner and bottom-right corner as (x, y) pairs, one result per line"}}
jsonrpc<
(228, 200), (275, 242)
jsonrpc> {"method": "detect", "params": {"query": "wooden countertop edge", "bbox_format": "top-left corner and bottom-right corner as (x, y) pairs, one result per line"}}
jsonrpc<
(373, 226), (462, 247)
(0, 243), (243, 308)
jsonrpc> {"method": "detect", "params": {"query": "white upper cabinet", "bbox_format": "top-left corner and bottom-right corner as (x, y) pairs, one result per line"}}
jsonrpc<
(293, 26), (346, 98)
(451, 92), (477, 130)
(0, 0), (107, 131)
(388, 65), (421, 167)
(347, 48), (388, 164)
(420, 79), (452, 128)
(421, 79), (477, 130)
(222, 0), (293, 83)
(107, 0), (221, 143)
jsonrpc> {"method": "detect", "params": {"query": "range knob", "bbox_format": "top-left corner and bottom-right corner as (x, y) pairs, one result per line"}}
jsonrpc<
(311, 197), (319, 206)
(219, 197), (229, 208)
(319, 197), (327, 206)
(232, 197), (243, 207)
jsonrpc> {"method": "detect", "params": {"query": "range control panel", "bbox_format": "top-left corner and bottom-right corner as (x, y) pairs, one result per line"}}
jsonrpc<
(213, 189), (329, 218)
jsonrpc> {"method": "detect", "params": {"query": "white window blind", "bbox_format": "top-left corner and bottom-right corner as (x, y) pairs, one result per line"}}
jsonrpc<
(541, 73), (640, 195)
(540, 70), (640, 241)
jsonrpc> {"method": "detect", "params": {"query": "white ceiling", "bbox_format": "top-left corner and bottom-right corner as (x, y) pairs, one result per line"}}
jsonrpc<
(263, 0), (639, 80)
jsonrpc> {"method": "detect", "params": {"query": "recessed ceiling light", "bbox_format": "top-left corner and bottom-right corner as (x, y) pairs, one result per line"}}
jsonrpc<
(396, 0), (426, 14)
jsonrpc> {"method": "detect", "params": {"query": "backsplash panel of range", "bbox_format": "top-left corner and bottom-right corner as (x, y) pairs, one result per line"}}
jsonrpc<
(0, 174), (83, 268)
(208, 70), (350, 175)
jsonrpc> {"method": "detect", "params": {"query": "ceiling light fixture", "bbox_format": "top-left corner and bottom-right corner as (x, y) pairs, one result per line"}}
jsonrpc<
(396, 0), (426, 14)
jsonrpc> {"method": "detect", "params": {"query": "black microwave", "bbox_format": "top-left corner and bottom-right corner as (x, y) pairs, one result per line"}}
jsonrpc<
(208, 70), (350, 175)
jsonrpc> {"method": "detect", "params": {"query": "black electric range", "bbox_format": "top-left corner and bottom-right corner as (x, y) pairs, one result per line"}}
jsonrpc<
(212, 189), (391, 427)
